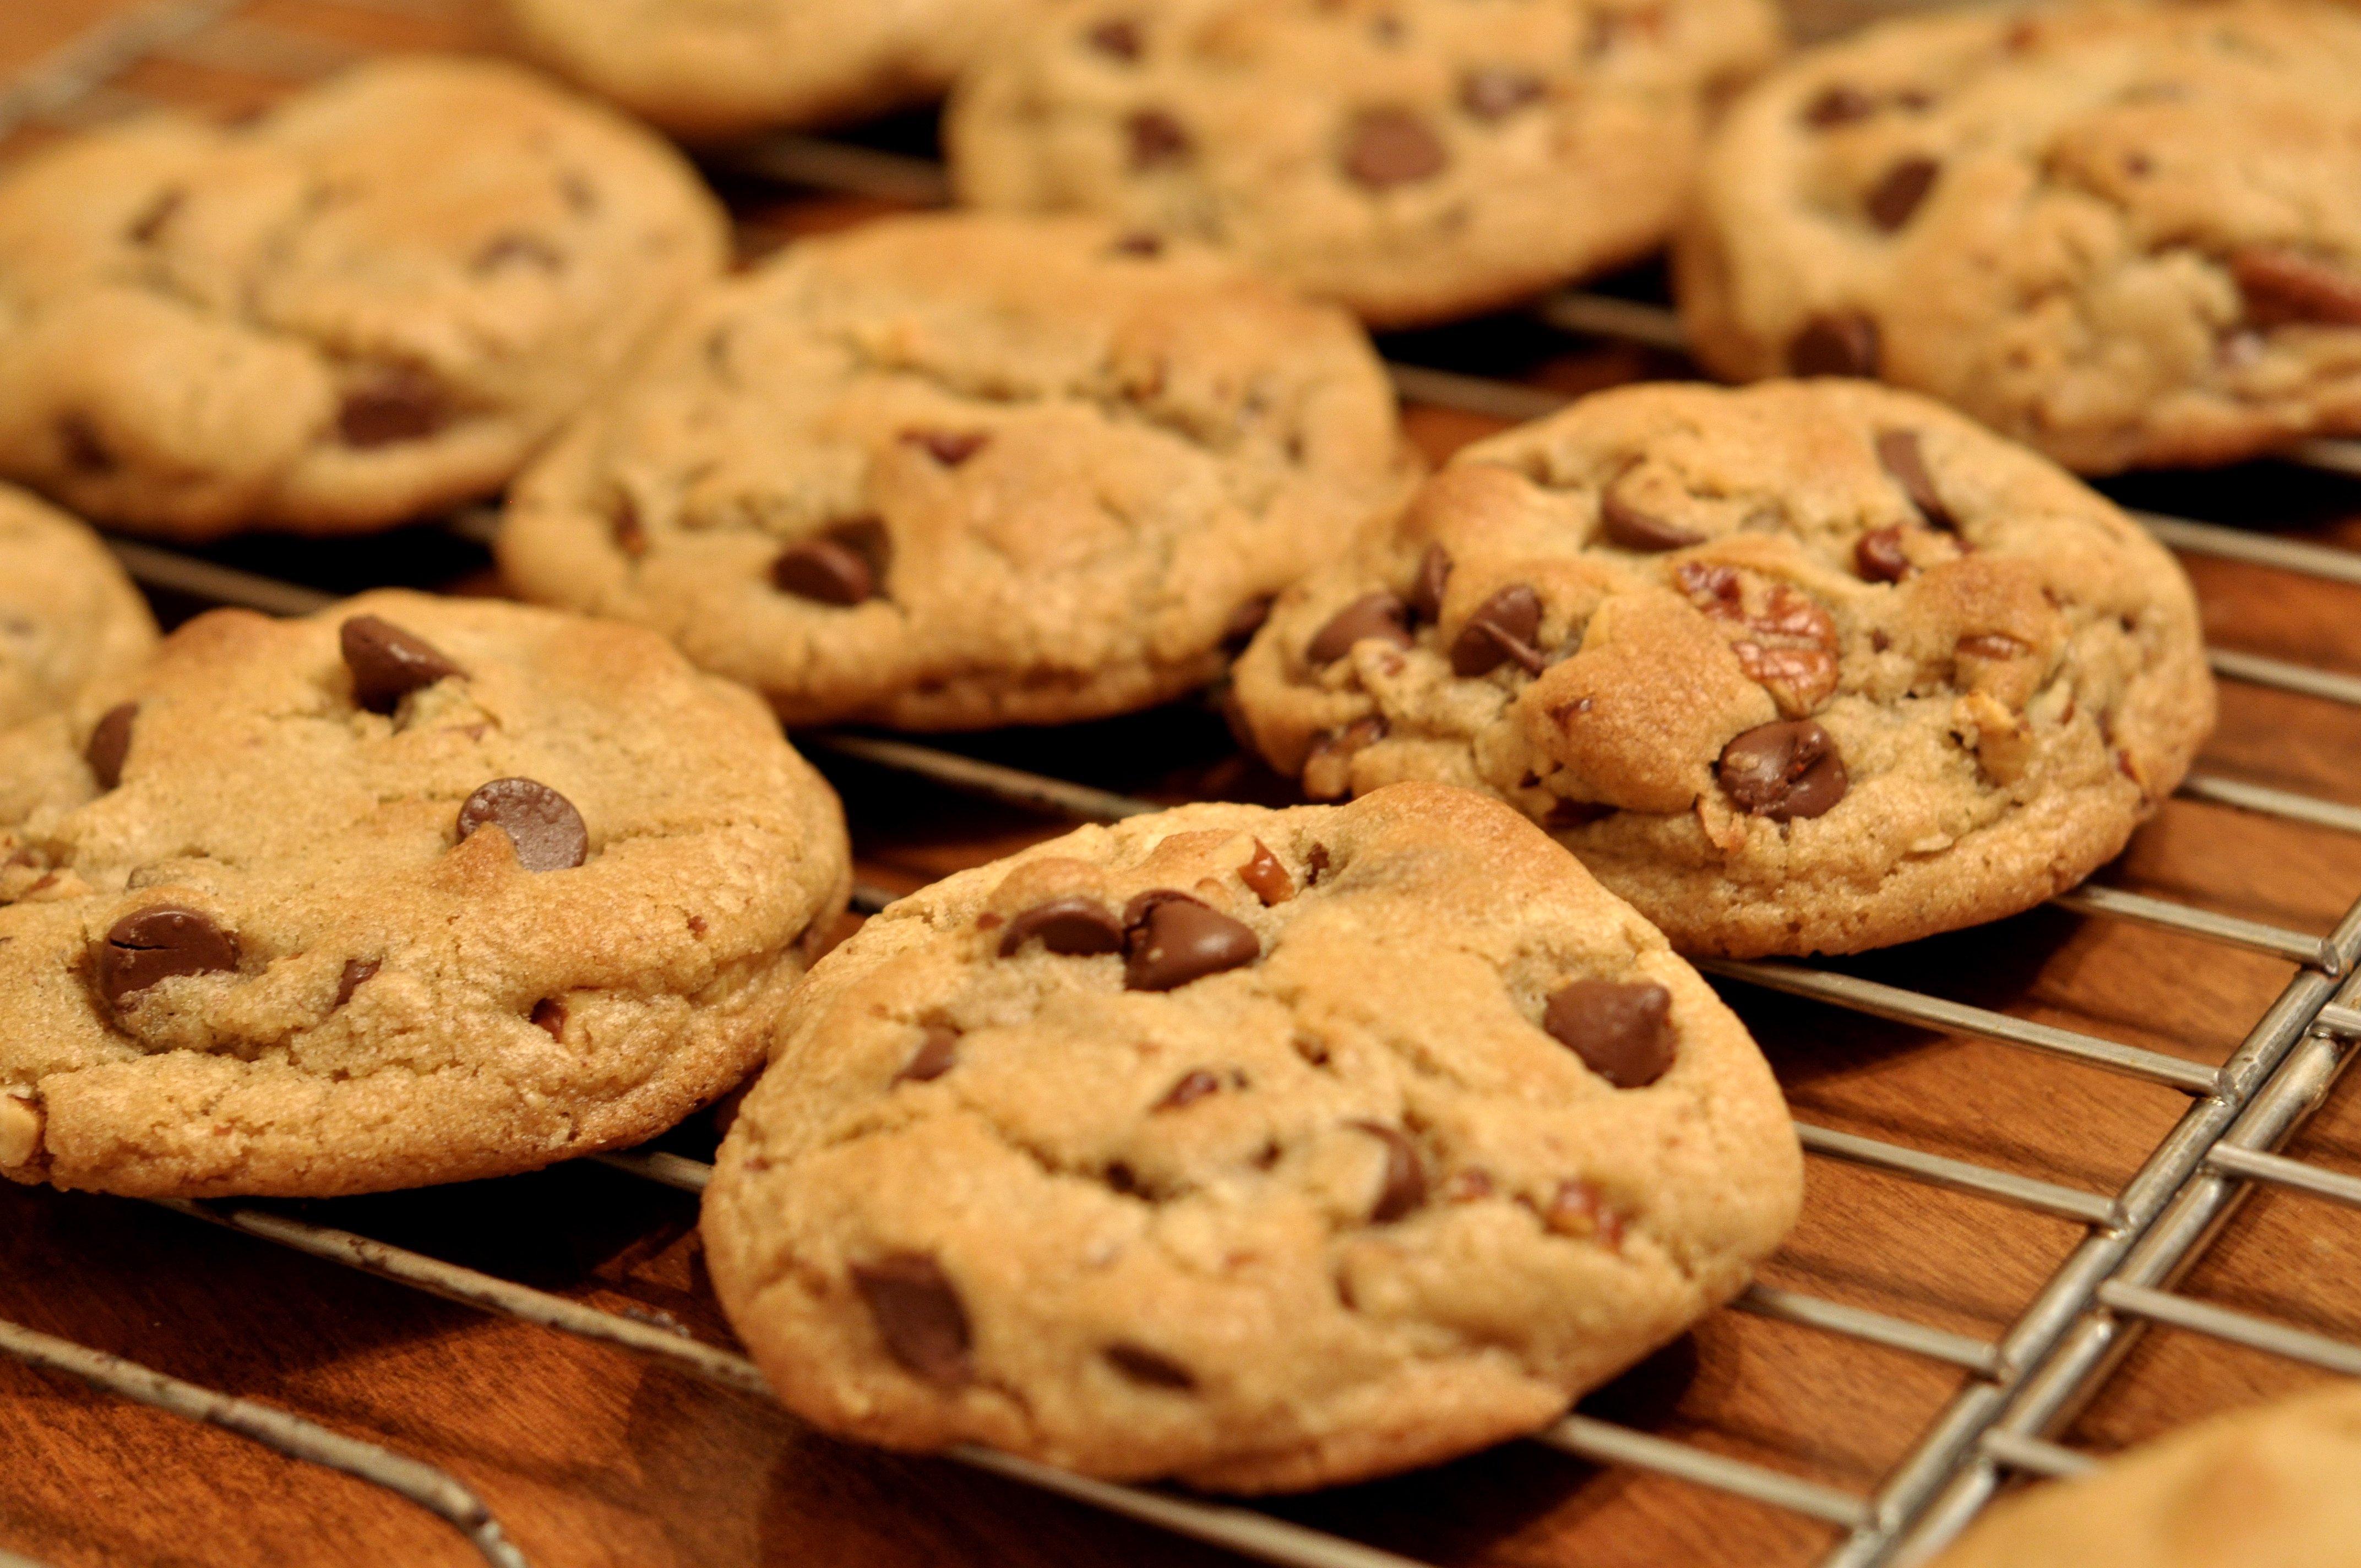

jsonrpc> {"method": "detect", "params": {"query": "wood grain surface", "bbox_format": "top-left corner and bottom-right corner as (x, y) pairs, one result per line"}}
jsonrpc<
(5, 6), (2361, 1567)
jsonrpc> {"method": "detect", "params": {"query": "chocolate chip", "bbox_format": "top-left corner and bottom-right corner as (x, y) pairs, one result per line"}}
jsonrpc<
(1122, 893), (1259, 991)
(771, 538), (875, 606)
(1449, 584), (1546, 677)
(1789, 312), (1881, 378)
(531, 998), (567, 1038)
(1307, 591), (1412, 663)
(998, 897), (1124, 957)
(97, 906), (239, 1010)
(1718, 720), (1848, 821)
(1087, 17), (1141, 58)
(1545, 797), (1614, 829)
(334, 957), (379, 1009)
(1408, 543), (1452, 622)
(1956, 632), (2028, 660)
(1222, 596), (1274, 647)
(1600, 487), (1704, 552)
(1342, 108), (1448, 188)
(1348, 1121), (1425, 1223)
(1874, 428), (1952, 529)
(472, 232), (563, 273)
(1112, 231), (1164, 257)
(1155, 1068), (1221, 1110)
(456, 778), (589, 872)
(851, 1254), (972, 1387)
(126, 187), (184, 246)
(1803, 84), (1876, 126)
(1865, 156), (1939, 231)
(1237, 839), (1292, 905)
(86, 703), (136, 790)
(1127, 109), (1191, 168)
(1107, 1343), (1194, 1389)
(338, 367), (447, 448)
(1855, 525), (1911, 582)
(1442, 1167), (1494, 1201)
(902, 428), (991, 466)
(58, 414), (113, 475)
(1460, 67), (1545, 121)
(1543, 1178), (1624, 1245)
(1305, 844), (1331, 884)
(612, 495), (648, 557)
(895, 1025), (960, 1085)
(1542, 981), (1675, 1088)
(2231, 248), (2361, 328)
(341, 615), (465, 714)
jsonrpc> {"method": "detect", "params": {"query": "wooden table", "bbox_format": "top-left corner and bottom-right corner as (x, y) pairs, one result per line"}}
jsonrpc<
(6, 7), (2361, 1567)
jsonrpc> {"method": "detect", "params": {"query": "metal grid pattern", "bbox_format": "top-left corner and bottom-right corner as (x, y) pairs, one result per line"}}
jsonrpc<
(4, 6), (2361, 1568)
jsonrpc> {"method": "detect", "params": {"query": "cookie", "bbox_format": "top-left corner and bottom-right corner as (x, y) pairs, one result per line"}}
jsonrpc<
(498, 211), (1419, 731)
(1228, 380), (2214, 957)
(1928, 1383), (2361, 1568)
(495, 0), (1054, 141)
(0, 56), (728, 542)
(702, 782), (1802, 1491)
(0, 484), (155, 733)
(946, 0), (1783, 329)
(0, 590), (851, 1198)
(1674, 0), (2361, 474)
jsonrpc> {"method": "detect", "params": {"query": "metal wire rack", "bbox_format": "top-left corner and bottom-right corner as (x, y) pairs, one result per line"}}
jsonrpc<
(7, 6), (2361, 1568)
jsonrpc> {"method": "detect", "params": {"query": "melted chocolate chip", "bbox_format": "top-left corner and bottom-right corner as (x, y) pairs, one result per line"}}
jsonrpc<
(1865, 156), (1939, 230)
(1449, 584), (1546, 677)
(1111, 231), (1164, 257)
(998, 897), (1124, 957)
(97, 906), (238, 1010)
(1123, 893), (1259, 991)
(2231, 248), (2361, 328)
(334, 957), (379, 1009)
(1307, 591), (1412, 662)
(772, 537), (876, 606)
(851, 1254), (972, 1387)
(1342, 108), (1448, 188)
(902, 428), (991, 466)
(1803, 84), (1876, 126)
(1788, 313), (1881, 378)
(1222, 596), (1274, 647)
(1127, 109), (1191, 167)
(1718, 720), (1849, 821)
(1408, 543), (1452, 622)
(1155, 1068), (1222, 1110)
(472, 232), (563, 273)
(455, 778), (589, 872)
(1874, 428), (1953, 529)
(338, 367), (447, 448)
(531, 998), (567, 1039)
(86, 703), (136, 790)
(895, 1025), (961, 1084)
(1542, 981), (1675, 1088)
(1460, 67), (1546, 121)
(1087, 17), (1142, 58)
(1237, 839), (1293, 905)
(341, 615), (465, 714)
(1106, 1343), (1195, 1389)
(1600, 487), (1704, 552)
(1854, 525), (1911, 582)
(1348, 1121), (1426, 1223)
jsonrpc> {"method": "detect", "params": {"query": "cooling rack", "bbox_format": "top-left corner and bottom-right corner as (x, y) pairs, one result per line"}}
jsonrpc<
(6, 5), (2361, 1568)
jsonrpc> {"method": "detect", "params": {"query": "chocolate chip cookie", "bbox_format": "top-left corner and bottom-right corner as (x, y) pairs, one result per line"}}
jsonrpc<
(1228, 380), (2214, 957)
(0, 56), (727, 541)
(0, 590), (851, 1198)
(946, 0), (1783, 328)
(1675, 0), (2361, 473)
(1927, 1382), (2361, 1568)
(703, 782), (1802, 1491)
(496, 0), (1053, 141)
(0, 484), (155, 733)
(498, 211), (1419, 730)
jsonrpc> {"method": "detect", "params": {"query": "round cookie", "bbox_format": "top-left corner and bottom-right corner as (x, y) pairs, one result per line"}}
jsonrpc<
(0, 56), (728, 541)
(0, 590), (851, 1199)
(1674, 0), (2361, 475)
(703, 782), (1802, 1492)
(495, 0), (1056, 141)
(1229, 380), (2215, 957)
(1927, 1383), (2361, 1568)
(0, 484), (155, 732)
(946, 0), (1783, 329)
(499, 211), (1419, 731)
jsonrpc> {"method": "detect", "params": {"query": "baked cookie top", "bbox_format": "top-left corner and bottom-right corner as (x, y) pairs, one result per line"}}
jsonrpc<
(948, 0), (1783, 329)
(499, 212), (1419, 731)
(0, 484), (155, 732)
(0, 55), (727, 541)
(1674, 0), (2361, 475)
(703, 783), (1801, 1492)
(496, 0), (1056, 141)
(1928, 1383), (2361, 1568)
(0, 590), (851, 1199)
(1230, 380), (2215, 957)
